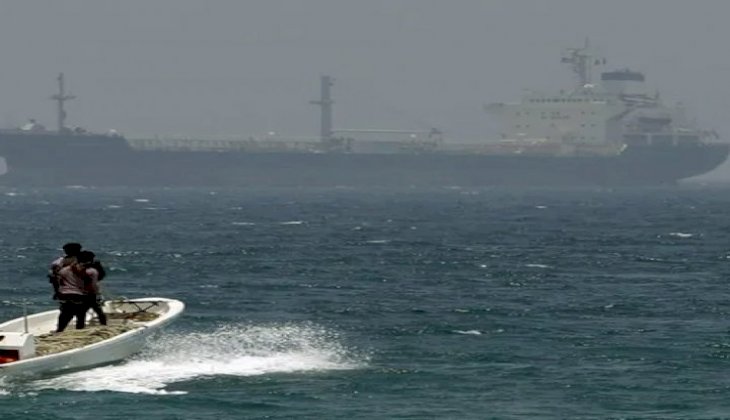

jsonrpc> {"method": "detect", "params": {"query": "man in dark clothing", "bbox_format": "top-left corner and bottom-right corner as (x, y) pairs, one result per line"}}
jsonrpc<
(82, 251), (107, 326)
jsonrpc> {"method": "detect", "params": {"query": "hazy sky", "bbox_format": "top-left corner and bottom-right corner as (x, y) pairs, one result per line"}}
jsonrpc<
(0, 0), (729, 149)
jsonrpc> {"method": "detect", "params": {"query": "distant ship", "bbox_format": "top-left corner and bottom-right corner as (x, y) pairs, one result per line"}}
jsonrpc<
(0, 43), (726, 187)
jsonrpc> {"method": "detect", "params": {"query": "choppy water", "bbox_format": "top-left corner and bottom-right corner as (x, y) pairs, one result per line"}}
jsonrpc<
(1, 185), (730, 419)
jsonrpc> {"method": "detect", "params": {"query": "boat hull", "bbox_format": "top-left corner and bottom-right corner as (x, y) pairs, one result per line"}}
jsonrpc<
(0, 298), (184, 377)
(0, 133), (726, 187)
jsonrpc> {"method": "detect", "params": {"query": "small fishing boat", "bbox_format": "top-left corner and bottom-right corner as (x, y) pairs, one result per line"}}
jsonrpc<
(0, 297), (184, 376)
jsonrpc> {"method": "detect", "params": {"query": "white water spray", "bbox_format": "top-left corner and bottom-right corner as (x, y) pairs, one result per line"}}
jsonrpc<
(30, 322), (366, 395)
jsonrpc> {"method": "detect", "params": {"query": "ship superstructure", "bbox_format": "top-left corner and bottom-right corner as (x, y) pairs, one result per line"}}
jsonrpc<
(485, 40), (714, 157)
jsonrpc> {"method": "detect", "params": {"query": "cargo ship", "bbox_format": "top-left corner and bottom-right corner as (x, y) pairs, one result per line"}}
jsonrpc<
(0, 43), (726, 188)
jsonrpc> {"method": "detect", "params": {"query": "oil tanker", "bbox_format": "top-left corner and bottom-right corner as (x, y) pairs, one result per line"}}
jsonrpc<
(0, 43), (726, 188)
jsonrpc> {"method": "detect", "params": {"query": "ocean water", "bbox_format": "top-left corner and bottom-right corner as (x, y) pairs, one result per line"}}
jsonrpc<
(1, 185), (730, 419)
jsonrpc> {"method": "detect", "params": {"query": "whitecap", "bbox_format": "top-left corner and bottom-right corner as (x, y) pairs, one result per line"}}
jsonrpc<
(668, 232), (693, 238)
(133, 198), (150, 203)
(452, 330), (482, 335)
(109, 250), (139, 257)
(280, 221), (304, 225)
(365, 240), (390, 244)
(231, 222), (256, 226)
(525, 263), (550, 268)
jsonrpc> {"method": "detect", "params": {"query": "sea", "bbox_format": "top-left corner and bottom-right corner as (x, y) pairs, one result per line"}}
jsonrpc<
(1, 184), (730, 419)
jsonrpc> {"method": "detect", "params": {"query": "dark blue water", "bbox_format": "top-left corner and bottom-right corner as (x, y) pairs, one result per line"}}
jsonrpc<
(1, 185), (730, 419)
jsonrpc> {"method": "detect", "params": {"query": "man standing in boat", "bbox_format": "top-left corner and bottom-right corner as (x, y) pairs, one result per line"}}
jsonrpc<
(55, 251), (100, 332)
(49, 242), (82, 300)
(82, 250), (107, 326)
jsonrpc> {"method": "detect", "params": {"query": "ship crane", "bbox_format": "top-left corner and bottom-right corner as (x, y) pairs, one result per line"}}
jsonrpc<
(50, 72), (75, 133)
(309, 75), (334, 142)
(309, 75), (443, 144)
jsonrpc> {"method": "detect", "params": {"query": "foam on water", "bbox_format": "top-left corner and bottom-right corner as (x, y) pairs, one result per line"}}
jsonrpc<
(525, 263), (550, 268)
(668, 232), (694, 238)
(0, 377), (9, 396)
(452, 330), (483, 335)
(30, 322), (366, 395)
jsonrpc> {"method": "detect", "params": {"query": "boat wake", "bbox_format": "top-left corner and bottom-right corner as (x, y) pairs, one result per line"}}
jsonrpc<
(28, 322), (366, 395)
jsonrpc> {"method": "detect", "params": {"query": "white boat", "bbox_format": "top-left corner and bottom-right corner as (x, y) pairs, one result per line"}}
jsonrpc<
(0, 297), (184, 376)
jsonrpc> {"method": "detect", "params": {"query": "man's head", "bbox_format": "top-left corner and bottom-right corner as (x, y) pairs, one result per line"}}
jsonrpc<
(62, 242), (82, 256)
(76, 250), (95, 265)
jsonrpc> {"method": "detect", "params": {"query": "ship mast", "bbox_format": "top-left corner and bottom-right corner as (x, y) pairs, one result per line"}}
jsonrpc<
(50, 72), (75, 132)
(309, 75), (334, 142)
(561, 38), (605, 87)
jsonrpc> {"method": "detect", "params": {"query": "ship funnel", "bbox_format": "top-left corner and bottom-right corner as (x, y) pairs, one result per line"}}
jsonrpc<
(601, 70), (645, 96)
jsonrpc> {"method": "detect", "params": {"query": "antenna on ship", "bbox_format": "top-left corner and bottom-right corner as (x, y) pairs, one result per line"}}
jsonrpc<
(309, 75), (334, 142)
(50, 72), (75, 133)
(561, 38), (605, 87)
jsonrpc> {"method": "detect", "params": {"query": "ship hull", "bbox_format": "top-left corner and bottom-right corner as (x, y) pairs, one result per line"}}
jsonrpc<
(0, 134), (726, 187)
